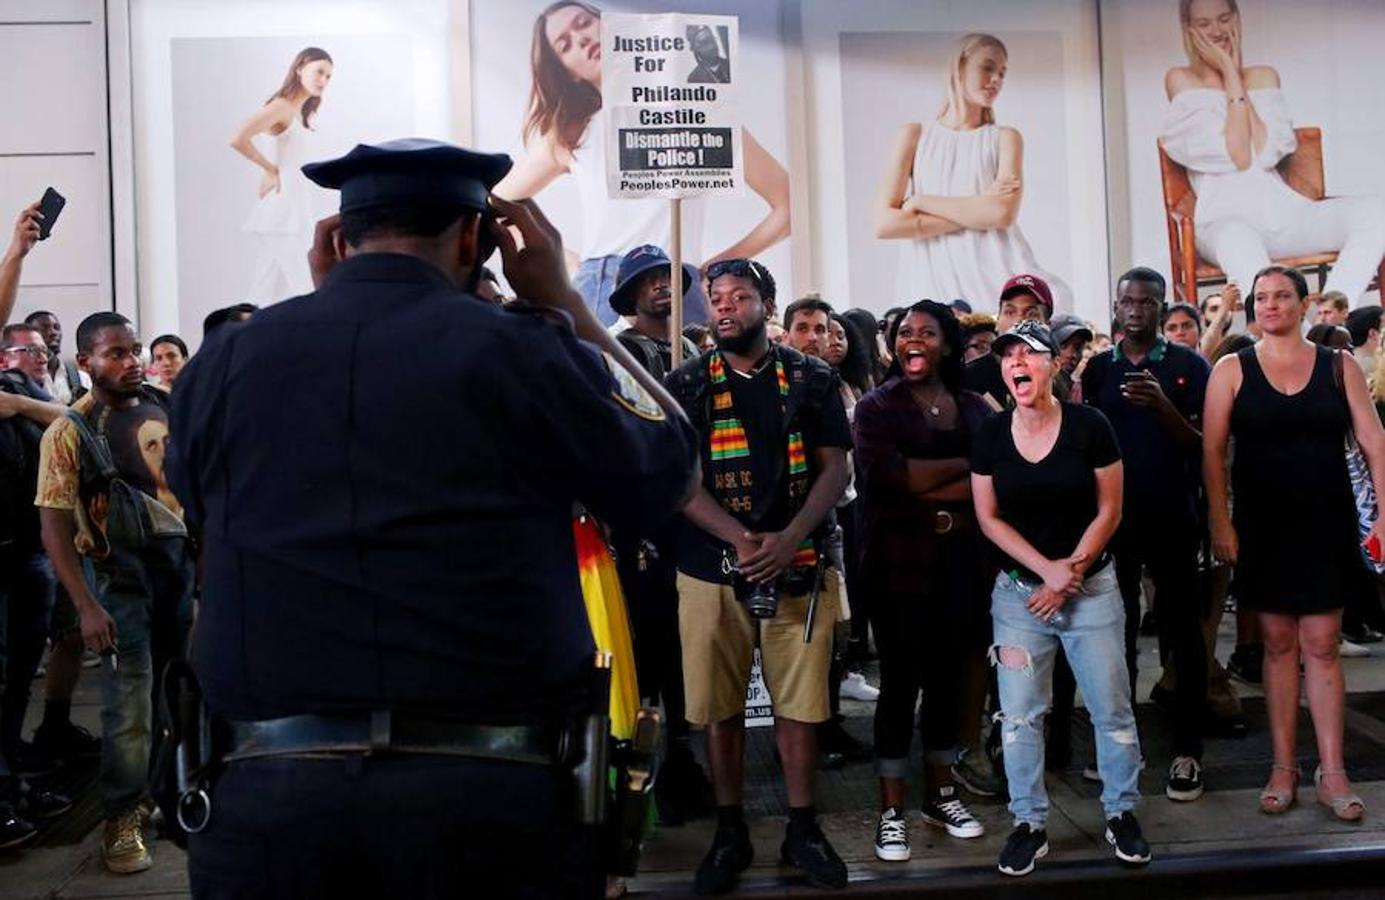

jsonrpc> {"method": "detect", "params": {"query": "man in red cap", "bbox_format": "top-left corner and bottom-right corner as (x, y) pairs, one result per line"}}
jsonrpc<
(964, 274), (1054, 410)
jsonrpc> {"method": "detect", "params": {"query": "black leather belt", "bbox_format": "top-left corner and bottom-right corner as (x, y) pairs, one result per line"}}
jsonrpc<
(223, 711), (569, 766)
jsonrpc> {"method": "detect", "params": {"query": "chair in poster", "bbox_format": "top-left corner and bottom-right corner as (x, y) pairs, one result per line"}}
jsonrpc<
(1158, 127), (1385, 303)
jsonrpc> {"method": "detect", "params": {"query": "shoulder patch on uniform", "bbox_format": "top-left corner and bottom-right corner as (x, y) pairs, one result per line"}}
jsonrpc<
(603, 352), (666, 422)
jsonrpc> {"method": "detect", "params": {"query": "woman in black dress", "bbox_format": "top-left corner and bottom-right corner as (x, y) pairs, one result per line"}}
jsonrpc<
(1204, 265), (1385, 821)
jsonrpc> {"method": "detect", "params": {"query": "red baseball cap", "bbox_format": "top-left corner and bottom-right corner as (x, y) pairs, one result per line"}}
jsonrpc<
(999, 274), (1054, 314)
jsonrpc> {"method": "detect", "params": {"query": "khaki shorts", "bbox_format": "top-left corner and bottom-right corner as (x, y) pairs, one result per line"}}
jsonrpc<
(678, 569), (839, 726)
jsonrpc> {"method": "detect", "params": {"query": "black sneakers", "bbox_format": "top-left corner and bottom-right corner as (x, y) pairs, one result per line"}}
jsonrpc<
(16, 783), (73, 820)
(781, 820), (848, 889)
(997, 823), (1048, 876)
(1105, 811), (1152, 865)
(694, 823), (754, 895)
(1166, 756), (1204, 802)
(0, 802), (36, 849)
(920, 784), (985, 838)
(873, 807), (910, 862)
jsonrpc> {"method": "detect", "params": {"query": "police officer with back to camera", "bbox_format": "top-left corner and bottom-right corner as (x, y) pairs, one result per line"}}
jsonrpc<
(165, 139), (699, 899)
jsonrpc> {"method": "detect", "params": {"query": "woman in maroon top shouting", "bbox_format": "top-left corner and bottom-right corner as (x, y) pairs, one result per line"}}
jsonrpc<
(853, 300), (993, 862)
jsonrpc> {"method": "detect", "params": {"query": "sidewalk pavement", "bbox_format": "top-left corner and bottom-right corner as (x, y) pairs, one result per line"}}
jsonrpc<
(6, 618), (1385, 898)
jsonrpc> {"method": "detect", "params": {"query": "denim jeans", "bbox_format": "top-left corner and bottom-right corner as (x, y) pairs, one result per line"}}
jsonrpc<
(991, 563), (1141, 828)
(94, 538), (194, 819)
(573, 254), (713, 330)
(0, 548), (56, 778)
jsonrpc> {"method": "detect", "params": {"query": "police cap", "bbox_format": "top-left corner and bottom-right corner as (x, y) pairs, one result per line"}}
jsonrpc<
(301, 138), (513, 215)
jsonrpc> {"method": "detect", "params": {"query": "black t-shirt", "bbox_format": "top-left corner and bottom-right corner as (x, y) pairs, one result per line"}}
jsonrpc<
(971, 403), (1121, 579)
(673, 349), (852, 583)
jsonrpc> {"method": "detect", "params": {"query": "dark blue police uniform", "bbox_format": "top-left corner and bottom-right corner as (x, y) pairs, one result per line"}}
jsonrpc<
(166, 140), (697, 899)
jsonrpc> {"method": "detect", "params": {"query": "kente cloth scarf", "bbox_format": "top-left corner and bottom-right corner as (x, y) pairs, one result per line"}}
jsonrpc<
(706, 350), (816, 569)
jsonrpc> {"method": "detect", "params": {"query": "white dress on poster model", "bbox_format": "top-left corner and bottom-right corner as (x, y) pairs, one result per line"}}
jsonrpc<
(493, 2), (791, 328)
(877, 33), (1069, 311)
(230, 47), (334, 305)
(1161, 0), (1385, 304)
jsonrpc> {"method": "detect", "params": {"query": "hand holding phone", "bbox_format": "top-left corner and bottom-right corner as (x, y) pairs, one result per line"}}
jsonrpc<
(37, 187), (65, 240)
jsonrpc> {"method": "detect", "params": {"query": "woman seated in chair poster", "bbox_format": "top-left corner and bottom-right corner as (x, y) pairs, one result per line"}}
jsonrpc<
(1163, 0), (1385, 304)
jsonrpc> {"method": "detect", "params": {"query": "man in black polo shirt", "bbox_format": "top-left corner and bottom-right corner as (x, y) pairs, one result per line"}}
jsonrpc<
(965, 274), (1054, 409)
(1081, 266), (1210, 803)
(668, 258), (851, 894)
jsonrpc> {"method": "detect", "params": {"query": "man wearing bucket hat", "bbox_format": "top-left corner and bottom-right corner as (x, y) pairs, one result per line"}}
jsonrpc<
(612, 244), (702, 381)
(609, 243), (713, 825)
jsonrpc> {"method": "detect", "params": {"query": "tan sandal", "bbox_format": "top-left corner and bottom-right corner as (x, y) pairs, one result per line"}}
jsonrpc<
(1259, 764), (1300, 814)
(1315, 767), (1366, 822)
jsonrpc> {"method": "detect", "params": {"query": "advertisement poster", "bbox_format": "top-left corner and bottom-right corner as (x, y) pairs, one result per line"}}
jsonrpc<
(474, 0), (794, 327)
(798, 0), (1110, 323)
(1104, 0), (1385, 306)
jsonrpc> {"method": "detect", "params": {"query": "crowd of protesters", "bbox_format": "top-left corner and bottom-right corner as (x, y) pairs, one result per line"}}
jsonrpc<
(3, 170), (1385, 897)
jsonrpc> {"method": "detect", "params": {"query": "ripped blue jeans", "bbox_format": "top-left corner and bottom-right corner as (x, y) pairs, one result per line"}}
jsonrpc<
(990, 564), (1140, 829)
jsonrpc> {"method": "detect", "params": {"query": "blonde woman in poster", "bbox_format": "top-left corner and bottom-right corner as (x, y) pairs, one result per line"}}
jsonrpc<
(1162, 0), (1385, 304)
(494, 1), (791, 328)
(230, 47), (334, 304)
(876, 33), (1069, 311)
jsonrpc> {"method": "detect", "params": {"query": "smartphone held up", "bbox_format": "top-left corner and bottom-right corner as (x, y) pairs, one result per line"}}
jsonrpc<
(37, 187), (65, 240)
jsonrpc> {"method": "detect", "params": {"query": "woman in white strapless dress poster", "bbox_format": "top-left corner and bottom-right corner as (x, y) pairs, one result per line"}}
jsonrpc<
(230, 47), (334, 304)
(1161, 0), (1385, 304)
(876, 33), (1070, 312)
(494, 2), (791, 328)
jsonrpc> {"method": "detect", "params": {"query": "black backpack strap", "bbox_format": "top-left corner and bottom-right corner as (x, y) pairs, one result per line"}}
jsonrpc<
(62, 408), (118, 481)
(778, 346), (834, 438)
(617, 331), (667, 381)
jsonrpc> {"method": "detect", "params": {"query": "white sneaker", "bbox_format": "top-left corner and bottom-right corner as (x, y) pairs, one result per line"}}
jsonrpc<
(839, 671), (880, 702)
(1340, 638), (1372, 658)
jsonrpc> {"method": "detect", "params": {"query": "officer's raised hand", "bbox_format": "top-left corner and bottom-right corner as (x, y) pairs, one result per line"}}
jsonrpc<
(486, 195), (582, 313)
(307, 213), (343, 288)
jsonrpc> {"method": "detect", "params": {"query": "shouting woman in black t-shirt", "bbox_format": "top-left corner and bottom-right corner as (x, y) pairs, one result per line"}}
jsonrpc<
(970, 320), (1150, 878)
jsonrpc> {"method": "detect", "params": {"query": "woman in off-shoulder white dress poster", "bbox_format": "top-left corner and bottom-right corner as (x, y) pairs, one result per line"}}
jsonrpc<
(1161, 0), (1385, 304)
